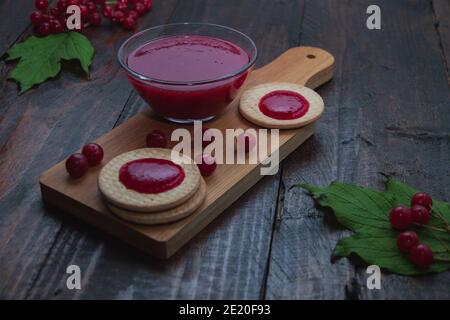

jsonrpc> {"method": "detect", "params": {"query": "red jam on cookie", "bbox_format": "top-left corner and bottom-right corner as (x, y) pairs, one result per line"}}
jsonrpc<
(258, 90), (310, 120)
(119, 158), (185, 194)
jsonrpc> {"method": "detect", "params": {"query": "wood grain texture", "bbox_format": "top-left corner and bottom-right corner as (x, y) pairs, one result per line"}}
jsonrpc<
(1, 0), (449, 300)
(433, 0), (450, 81)
(11, 0), (307, 299)
(0, 0), (179, 299)
(265, 0), (450, 300)
(40, 45), (332, 259)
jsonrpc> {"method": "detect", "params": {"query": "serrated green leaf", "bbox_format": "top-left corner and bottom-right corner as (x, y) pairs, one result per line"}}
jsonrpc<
(294, 178), (450, 276)
(333, 234), (450, 275)
(6, 33), (94, 93)
(298, 182), (395, 234)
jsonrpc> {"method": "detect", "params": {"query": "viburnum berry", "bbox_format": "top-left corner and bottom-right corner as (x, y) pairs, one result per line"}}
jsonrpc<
(86, 1), (97, 12)
(111, 10), (125, 23)
(411, 192), (433, 210)
(67, 0), (80, 6)
(50, 7), (61, 17)
(195, 153), (217, 176)
(50, 19), (64, 33)
(66, 153), (89, 178)
(122, 16), (136, 30)
(396, 231), (419, 253)
(134, 2), (147, 16)
(82, 143), (104, 166)
(88, 12), (102, 26)
(409, 244), (434, 268)
(30, 11), (43, 25)
(35, 0), (49, 11)
(37, 22), (52, 36)
(142, 0), (152, 10)
(57, 0), (69, 11)
(115, 2), (128, 12)
(389, 206), (413, 230)
(146, 130), (167, 148)
(127, 10), (138, 19)
(94, 0), (105, 4)
(411, 205), (430, 225)
(102, 5), (113, 18)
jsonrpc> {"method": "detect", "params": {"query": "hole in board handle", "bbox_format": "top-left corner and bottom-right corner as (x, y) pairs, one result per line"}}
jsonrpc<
(307, 54), (316, 59)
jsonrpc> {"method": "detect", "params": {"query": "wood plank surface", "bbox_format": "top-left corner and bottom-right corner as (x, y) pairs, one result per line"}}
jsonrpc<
(265, 0), (450, 299)
(1, 0), (306, 299)
(1, 0), (449, 299)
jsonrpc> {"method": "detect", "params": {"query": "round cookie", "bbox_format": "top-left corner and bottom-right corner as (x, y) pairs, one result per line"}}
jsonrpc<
(99, 148), (200, 212)
(239, 82), (324, 129)
(108, 178), (207, 225)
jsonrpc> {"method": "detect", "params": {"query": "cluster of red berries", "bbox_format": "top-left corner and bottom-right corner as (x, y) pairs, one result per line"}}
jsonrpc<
(66, 143), (104, 178)
(390, 192), (434, 268)
(30, 0), (152, 36)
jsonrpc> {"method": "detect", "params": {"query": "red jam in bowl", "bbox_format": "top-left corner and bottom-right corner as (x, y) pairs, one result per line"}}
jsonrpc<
(258, 90), (310, 120)
(119, 158), (185, 194)
(125, 35), (252, 121)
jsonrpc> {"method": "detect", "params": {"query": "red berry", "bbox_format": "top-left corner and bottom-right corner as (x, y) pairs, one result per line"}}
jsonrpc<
(50, 19), (64, 33)
(146, 130), (167, 148)
(142, 0), (152, 10)
(86, 1), (97, 12)
(30, 11), (43, 25)
(127, 10), (138, 19)
(50, 7), (61, 17)
(409, 244), (433, 268)
(111, 10), (125, 23)
(67, 0), (80, 6)
(37, 22), (51, 36)
(66, 153), (89, 178)
(396, 231), (419, 253)
(57, 0), (68, 11)
(102, 5), (113, 18)
(411, 205), (430, 225)
(41, 13), (51, 22)
(237, 133), (256, 153)
(115, 2), (128, 12)
(411, 192), (432, 210)
(134, 2), (146, 16)
(82, 143), (104, 166)
(88, 12), (102, 26)
(35, 0), (49, 11)
(389, 206), (412, 230)
(121, 16), (136, 30)
(195, 153), (217, 176)
(79, 4), (89, 17)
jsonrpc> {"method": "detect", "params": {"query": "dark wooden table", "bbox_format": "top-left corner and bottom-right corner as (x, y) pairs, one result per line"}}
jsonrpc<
(1, 0), (449, 300)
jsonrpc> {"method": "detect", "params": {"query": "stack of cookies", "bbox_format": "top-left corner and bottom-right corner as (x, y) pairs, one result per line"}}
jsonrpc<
(98, 148), (206, 225)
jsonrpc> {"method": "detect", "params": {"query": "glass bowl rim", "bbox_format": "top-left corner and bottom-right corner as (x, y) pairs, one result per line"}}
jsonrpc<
(117, 22), (258, 86)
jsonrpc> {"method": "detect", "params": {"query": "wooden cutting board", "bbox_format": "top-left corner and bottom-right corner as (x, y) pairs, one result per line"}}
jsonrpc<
(40, 46), (334, 259)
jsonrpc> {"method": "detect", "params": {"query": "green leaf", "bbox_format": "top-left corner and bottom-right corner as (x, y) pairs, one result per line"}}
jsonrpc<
(333, 234), (450, 275)
(297, 182), (395, 234)
(6, 33), (94, 93)
(294, 178), (450, 276)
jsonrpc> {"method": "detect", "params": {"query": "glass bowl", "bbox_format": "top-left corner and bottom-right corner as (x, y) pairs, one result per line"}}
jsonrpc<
(117, 23), (258, 123)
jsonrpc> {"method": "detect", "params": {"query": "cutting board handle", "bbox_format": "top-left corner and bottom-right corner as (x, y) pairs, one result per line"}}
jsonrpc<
(251, 46), (335, 89)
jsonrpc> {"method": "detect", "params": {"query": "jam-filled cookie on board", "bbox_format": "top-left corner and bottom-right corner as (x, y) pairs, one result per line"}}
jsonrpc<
(239, 82), (324, 129)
